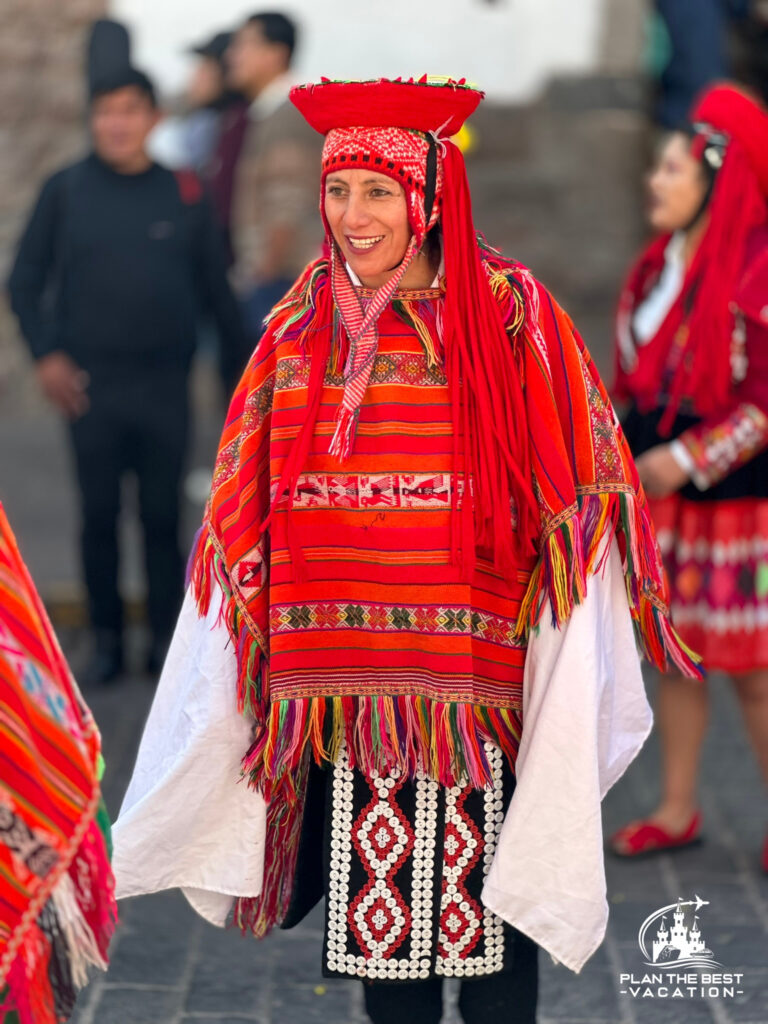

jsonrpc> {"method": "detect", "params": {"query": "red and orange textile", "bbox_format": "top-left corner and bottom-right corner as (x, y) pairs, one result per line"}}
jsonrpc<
(649, 494), (768, 674)
(188, 75), (699, 939)
(0, 505), (116, 1024)
(190, 252), (699, 936)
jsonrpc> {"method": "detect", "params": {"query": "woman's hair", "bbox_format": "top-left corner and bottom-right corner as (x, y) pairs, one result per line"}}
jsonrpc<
(423, 222), (442, 271)
(678, 121), (726, 226)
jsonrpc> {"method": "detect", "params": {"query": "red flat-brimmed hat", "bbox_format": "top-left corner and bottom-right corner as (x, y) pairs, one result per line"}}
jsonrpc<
(291, 75), (483, 137)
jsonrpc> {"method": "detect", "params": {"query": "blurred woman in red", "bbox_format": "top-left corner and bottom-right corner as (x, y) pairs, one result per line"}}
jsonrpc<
(609, 84), (768, 866)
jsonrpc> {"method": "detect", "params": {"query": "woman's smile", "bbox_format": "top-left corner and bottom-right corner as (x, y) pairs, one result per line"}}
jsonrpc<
(345, 233), (386, 252)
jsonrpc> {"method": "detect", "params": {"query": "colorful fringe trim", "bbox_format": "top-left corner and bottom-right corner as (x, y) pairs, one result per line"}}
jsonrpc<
(233, 752), (310, 940)
(391, 295), (445, 368)
(241, 695), (523, 804)
(264, 259), (331, 347)
(188, 525), (268, 719)
(1, 818), (116, 1024)
(515, 487), (703, 678)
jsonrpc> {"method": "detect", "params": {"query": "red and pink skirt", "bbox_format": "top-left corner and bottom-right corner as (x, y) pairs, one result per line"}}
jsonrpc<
(650, 495), (768, 675)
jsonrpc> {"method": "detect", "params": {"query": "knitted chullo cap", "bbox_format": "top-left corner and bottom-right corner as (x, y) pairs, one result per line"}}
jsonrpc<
(290, 77), (539, 571)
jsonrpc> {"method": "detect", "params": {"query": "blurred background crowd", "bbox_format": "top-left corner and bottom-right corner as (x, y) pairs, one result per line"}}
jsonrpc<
(0, 0), (767, 674)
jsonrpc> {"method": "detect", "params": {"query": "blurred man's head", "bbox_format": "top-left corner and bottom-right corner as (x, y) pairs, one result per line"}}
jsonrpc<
(89, 67), (160, 172)
(187, 31), (231, 109)
(226, 12), (296, 100)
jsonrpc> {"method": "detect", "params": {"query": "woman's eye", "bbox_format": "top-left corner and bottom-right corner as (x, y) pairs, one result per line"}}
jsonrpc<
(370, 188), (392, 198)
(327, 187), (346, 197)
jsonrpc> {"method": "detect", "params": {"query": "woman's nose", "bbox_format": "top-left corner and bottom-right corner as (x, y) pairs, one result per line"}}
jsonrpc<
(342, 192), (370, 230)
(647, 168), (663, 194)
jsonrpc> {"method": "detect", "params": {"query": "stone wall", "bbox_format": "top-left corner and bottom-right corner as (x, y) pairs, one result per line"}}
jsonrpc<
(0, 0), (106, 406)
(468, 73), (650, 377)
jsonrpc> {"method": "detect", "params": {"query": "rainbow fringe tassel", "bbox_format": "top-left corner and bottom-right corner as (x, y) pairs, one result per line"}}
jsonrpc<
(516, 488), (702, 678)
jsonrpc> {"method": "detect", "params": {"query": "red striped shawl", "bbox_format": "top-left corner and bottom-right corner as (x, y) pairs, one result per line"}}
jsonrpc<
(0, 506), (116, 1022)
(190, 253), (700, 936)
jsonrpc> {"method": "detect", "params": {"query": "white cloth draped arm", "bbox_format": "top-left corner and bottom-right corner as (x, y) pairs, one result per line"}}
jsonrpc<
(111, 588), (266, 927)
(482, 540), (652, 972)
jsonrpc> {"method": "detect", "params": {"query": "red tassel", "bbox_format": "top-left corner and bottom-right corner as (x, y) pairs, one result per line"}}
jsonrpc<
(440, 141), (540, 572)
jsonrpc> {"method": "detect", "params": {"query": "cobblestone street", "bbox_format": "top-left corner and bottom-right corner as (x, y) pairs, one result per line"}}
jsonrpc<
(56, 664), (767, 1024)
(3, 387), (768, 1024)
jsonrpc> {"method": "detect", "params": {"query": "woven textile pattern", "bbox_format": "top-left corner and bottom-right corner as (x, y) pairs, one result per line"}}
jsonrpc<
(652, 494), (768, 672)
(225, 303), (532, 711)
(0, 505), (115, 1023)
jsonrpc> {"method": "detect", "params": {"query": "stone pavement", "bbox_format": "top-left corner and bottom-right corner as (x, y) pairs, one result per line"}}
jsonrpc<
(2, 387), (768, 1024)
(58, 666), (768, 1024)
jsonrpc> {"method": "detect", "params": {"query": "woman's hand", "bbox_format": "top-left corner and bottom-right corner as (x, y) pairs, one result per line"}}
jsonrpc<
(634, 444), (690, 499)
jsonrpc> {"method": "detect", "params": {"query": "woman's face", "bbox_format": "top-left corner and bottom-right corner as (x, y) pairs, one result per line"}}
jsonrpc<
(647, 132), (708, 234)
(324, 169), (412, 287)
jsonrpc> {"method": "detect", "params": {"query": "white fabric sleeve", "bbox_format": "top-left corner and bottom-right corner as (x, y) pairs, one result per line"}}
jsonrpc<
(111, 586), (267, 926)
(481, 540), (653, 973)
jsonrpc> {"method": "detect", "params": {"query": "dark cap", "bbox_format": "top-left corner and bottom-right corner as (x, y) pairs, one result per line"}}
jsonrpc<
(89, 65), (157, 107)
(188, 31), (232, 63)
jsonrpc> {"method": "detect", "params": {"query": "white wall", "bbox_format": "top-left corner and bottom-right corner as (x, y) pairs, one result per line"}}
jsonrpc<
(110, 0), (605, 102)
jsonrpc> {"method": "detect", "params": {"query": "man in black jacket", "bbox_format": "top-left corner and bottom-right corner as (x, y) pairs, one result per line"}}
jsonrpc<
(8, 66), (249, 684)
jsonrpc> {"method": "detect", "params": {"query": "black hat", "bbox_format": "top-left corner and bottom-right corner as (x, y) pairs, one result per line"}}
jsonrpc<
(188, 31), (232, 64)
(89, 65), (157, 107)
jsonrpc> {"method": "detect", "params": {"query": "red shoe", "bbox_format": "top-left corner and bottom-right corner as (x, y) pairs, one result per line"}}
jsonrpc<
(608, 812), (702, 858)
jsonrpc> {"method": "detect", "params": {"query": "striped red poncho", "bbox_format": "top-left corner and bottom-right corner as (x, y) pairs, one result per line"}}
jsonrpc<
(190, 250), (699, 935)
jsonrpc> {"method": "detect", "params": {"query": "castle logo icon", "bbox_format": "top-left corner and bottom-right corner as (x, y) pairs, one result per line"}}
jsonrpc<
(639, 895), (720, 968)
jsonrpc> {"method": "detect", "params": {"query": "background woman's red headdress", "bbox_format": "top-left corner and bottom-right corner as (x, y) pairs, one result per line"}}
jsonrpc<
(615, 82), (768, 429)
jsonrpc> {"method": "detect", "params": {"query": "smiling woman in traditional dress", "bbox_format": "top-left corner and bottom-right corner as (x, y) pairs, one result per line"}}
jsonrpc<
(609, 84), (768, 865)
(111, 77), (699, 1024)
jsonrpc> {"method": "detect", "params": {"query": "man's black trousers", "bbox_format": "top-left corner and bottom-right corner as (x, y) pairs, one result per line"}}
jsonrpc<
(69, 369), (189, 642)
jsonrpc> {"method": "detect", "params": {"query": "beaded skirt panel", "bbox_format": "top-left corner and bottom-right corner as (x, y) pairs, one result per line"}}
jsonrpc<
(322, 742), (513, 981)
